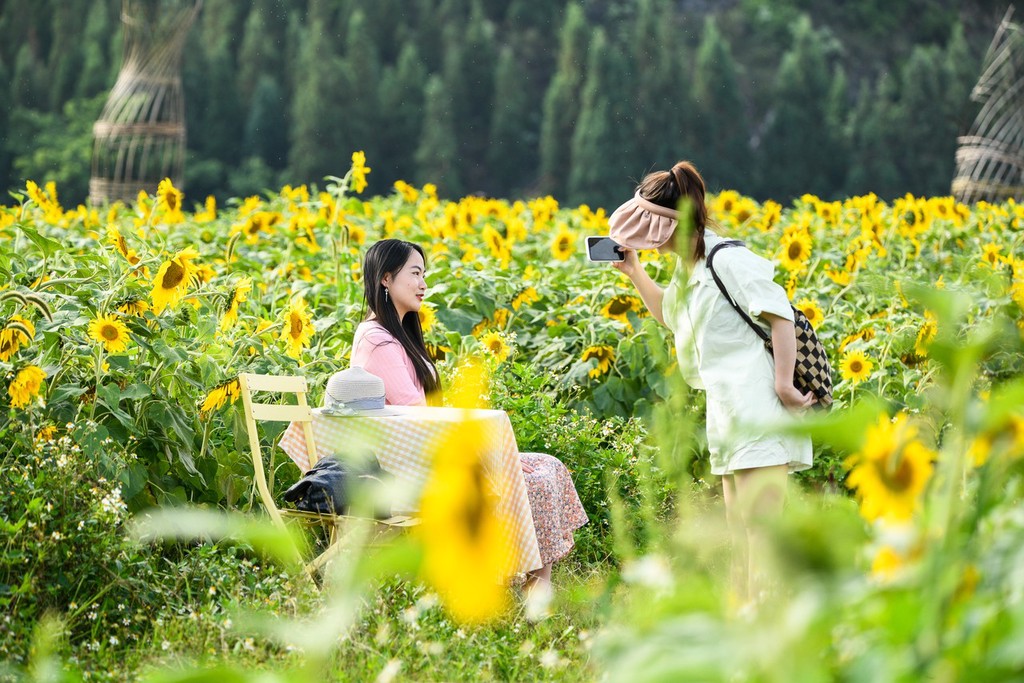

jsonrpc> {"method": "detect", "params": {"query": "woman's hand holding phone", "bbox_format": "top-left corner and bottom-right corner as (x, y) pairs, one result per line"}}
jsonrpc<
(611, 246), (640, 278)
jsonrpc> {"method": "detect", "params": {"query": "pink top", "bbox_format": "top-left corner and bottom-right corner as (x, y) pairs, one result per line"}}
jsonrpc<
(351, 321), (428, 406)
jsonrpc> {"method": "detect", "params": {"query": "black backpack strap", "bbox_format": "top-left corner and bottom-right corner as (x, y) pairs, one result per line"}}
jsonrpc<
(705, 240), (774, 350)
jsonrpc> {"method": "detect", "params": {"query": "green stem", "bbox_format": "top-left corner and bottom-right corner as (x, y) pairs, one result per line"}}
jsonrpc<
(89, 344), (104, 421)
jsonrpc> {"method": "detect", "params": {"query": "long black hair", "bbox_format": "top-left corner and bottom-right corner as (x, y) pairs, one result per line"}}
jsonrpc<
(361, 239), (440, 396)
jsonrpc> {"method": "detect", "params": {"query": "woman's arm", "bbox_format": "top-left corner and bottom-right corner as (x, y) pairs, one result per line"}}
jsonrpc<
(764, 313), (816, 410)
(612, 248), (666, 326)
(361, 340), (427, 406)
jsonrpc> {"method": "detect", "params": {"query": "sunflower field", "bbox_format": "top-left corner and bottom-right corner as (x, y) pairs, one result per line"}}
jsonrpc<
(4, 153), (1024, 681)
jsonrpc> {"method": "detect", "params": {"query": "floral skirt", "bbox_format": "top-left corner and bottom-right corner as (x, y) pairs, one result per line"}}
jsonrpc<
(520, 452), (588, 566)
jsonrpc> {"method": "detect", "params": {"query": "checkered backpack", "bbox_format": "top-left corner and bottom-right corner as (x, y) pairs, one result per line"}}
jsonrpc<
(707, 240), (833, 409)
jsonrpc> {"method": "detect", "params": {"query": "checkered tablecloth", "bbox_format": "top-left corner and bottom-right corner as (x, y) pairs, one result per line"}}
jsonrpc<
(277, 405), (543, 574)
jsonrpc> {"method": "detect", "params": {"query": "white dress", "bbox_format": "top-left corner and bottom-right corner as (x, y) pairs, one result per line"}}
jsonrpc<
(662, 231), (813, 475)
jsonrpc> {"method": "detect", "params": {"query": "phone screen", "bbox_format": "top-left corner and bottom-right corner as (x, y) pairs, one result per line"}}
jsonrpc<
(586, 236), (624, 262)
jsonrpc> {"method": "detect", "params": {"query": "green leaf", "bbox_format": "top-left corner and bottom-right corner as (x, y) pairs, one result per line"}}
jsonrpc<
(14, 223), (64, 257)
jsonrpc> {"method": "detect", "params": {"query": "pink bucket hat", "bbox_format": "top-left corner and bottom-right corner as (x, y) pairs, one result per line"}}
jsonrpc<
(608, 192), (678, 250)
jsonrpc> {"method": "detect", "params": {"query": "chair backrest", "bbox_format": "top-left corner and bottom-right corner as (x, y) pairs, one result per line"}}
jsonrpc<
(237, 373), (318, 526)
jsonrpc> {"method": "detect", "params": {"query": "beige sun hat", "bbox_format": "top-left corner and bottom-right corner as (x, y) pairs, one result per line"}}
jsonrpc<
(322, 366), (399, 416)
(608, 192), (679, 250)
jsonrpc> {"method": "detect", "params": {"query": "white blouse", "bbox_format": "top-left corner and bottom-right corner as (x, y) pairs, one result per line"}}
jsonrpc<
(662, 231), (813, 475)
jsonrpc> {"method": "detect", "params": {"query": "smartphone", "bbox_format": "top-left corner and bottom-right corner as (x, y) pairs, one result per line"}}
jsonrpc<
(586, 236), (625, 262)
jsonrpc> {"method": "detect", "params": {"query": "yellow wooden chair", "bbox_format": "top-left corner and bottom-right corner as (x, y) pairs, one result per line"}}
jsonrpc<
(237, 372), (416, 578)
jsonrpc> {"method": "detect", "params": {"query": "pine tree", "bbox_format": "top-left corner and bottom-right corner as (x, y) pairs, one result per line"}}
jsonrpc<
(944, 22), (978, 137)
(845, 75), (901, 198)
(691, 16), (749, 192)
(244, 74), (289, 169)
(76, 1), (112, 98)
(415, 75), (463, 197)
(442, 1), (495, 192)
(342, 9), (382, 185)
(756, 15), (841, 200)
(11, 43), (45, 110)
(487, 46), (534, 196)
(288, 17), (351, 183)
(569, 29), (631, 209)
(538, 3), (588, 198)
(894, 45), (952, 196)
(378, 42), (427, 187)
(629, 0), (688, 174)
(47, 2), (82, 110)
(198, 44), (245, 166)
(237, 4), (272, 107)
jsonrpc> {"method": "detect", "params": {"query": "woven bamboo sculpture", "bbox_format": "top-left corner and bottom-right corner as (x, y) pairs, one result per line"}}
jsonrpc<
(89, 0), (202, 205)
(952, 6), (1024, 204)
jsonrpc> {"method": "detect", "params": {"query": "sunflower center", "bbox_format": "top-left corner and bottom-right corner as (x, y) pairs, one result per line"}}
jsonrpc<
(788, 242), (804, 260)
(557, 237), (570, 250)
(849, 360), (863, 374)
(101, 324), (120, 341)
(165, 191), (179, 212)
(878, 455), (914, 492)
(161, 261), (186, 289)
(608, 300), (631, 315)
(289, 314), (303, 337)
(462, 463), (486, 539)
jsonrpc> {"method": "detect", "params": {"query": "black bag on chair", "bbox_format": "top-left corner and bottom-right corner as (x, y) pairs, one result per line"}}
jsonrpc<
(283, 455), (384, 515)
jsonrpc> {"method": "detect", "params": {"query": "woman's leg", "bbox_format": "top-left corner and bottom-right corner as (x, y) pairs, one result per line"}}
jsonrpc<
(721, 474), (747, 604)
(730, 465), (788, 602)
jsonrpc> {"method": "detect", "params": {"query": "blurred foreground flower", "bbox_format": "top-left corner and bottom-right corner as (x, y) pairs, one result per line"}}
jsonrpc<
(417, 414), (513, 624)
(0, 315), (35, 362)
(845, 413), (935, 522)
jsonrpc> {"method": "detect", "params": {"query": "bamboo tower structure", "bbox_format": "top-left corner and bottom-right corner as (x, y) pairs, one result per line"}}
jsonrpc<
(89, 0), (202, 205)
(952, 6), (1024, 204)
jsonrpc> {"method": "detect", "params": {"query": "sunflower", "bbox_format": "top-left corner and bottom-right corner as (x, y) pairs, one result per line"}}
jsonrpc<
(220, 277), (253, 331)
(601, 294), (642, 325)
(840, 349), (873, 384)
(512, 286), (540, 311)
(582, 345), (615, 379)
(281, 297), (314, 359)
(757, 200), (782, 232)
(417, 416), (513, 624)
(418, 302), (437, 334)
(0, 315), (35, 362)
(88, 313), (131, 353)
(107, 225), (140, 265)
(795, 299), (824, 328)
(8, 365), (46, 409)
(914, 312), (937, 357)
(150, 247), (200, 314)
(394, 180), (419, 203)
(980, 243), (1004, 268)
(844, 413), (935, 522)
(779, 231), (812, 271)
(479, 331), (512, 363)
(550, 225), (576, 261)
(350, 151), (371, 193)
(199, 378), (241, 418)
(156, 178), (184, 222)
(116, 298), (149, 317)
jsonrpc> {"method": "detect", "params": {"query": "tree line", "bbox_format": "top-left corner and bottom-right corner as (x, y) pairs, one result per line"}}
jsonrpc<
(0, 0), (1000, 209)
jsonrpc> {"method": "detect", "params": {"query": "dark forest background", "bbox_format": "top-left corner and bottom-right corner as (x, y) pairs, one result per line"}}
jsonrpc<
(0, 0), (1014, 209)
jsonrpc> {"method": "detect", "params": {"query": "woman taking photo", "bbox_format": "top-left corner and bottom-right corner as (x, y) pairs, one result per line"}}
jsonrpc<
(350, 238), (588, 595)
(608, 161), (814, 604)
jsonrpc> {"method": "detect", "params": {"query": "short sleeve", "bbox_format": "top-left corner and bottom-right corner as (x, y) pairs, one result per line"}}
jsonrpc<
(352, 328), (427, 406)
(715, 248), (793, 323)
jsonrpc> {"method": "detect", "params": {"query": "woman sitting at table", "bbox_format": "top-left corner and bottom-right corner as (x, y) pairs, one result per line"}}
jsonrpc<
(351, 238), (588, 593)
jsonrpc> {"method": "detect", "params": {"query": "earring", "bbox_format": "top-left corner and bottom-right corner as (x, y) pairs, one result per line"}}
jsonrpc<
(384, 288), (389, 302)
